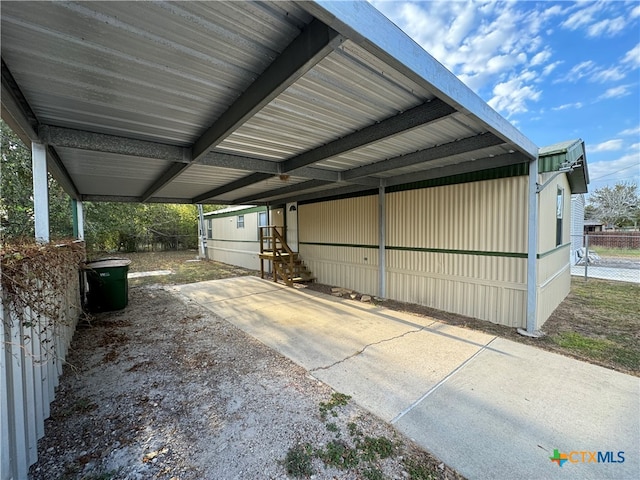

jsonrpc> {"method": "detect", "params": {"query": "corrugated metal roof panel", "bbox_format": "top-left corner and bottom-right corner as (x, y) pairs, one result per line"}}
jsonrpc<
(1, 0), (547, 205)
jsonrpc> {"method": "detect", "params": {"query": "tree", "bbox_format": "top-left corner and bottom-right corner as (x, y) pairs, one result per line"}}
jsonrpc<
(1, 120), (73, 242)
(588, 182), (639, 228)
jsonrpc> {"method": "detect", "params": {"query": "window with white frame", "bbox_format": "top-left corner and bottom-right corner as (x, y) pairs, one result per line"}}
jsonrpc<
(556, 187), (564, 246)
(237, 215), (245, 229)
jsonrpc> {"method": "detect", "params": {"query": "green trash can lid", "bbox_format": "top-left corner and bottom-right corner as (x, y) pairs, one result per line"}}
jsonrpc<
(84, 258), (132, 269)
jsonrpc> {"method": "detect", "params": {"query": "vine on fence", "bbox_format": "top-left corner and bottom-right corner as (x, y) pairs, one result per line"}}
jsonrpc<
(1, 240), (85, 360)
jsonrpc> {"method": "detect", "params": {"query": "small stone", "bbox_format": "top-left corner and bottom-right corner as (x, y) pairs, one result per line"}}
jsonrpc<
(350, 294), (357, 299)
(361, 295), (372, 302)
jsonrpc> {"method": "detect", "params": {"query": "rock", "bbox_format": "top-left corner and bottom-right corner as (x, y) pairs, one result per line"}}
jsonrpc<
(361, 295), (372, 302)
(349, 294), (357, 299)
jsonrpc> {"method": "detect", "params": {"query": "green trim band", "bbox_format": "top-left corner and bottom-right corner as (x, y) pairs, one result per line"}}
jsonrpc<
(301, 241), (571, 259)
(300, 241), (526, 258)
(386, 245), (527, 258)
(300, 241), (378, 249)
(538, 242), (571, 259)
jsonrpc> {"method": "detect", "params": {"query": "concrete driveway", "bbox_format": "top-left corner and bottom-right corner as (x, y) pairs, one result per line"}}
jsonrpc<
(175, 276), (639, 480)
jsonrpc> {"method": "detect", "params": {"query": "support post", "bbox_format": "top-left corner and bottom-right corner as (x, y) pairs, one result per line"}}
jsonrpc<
(197, 204), (207, 259)
(526, 157), (539, 333)
(378, 183), (386, 299)
(72, 199), (85, 241)
(32, 142), (49, 243)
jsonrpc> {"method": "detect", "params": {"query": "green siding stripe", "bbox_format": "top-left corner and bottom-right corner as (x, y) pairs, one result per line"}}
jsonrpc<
(387, 163), (529, 193)
(300, 241), (378, 249)
(300, 241), (526, 258)
(300, 241), (569, 259)
(386, 245), (527, 258)
(538, 242), (571, 259)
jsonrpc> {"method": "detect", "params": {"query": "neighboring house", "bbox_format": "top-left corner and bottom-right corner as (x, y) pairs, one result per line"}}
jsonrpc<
(583, 220), (604, 233)
(570, 194), (585, 264)
(209, 140), (588, 331)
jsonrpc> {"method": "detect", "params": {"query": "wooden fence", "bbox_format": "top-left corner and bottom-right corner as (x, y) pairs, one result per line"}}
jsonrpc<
(588, 232), (640, 249)
(1, 245), (82, 479)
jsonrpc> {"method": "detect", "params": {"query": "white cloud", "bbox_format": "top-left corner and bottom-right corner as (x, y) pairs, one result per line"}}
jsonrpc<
(552, 102), (583, 111)
(598, 85), (633, 100)
(369, 1), (560, 117)
(560, 1), (631, 38)
(629, 143), (640, 151)
(531, 49), (552, 66)
(619, 126), (640, 136)
(488, 77), (541, 117)
(587, 16), (626, 37)
(587, 153), (640, 187)
(589, 139), (624, 153)
(632, 5), (640, 19)
(622, 43), (640, 69)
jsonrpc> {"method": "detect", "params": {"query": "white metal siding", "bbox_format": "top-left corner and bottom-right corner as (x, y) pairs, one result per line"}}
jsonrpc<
(299, 196), (378, 295)
(207, 210), (261, 270)
(1, 266), (80, 480)
(298, 177), (532, 327)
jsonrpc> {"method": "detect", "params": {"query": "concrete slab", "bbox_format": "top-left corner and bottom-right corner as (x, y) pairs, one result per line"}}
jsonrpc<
(175, 277), (640, 480)
(395, 338), (640, 480)
(313, 324), (495, 422)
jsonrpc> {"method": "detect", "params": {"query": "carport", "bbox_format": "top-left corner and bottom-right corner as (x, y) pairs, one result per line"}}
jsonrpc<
(1, 0), (544, 327)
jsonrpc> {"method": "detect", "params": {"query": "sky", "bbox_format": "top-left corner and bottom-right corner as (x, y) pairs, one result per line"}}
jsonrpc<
(369, 0), (640, 195)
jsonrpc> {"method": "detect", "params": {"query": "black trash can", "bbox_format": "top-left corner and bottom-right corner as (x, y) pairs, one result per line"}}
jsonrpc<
(84, 258), (131, 312)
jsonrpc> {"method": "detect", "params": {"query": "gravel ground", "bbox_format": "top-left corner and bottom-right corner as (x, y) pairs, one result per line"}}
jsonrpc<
(29, 285), (462, 480)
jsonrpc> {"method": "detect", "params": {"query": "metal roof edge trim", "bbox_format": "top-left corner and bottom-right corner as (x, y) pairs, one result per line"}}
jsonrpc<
(204, 205), (266, 218)
(302, 0), (538, 159)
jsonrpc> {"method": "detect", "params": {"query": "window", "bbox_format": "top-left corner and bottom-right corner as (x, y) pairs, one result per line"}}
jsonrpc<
(237, 215), (245, 229)
(556, 187), (564, 246)
(207, 219), (212, 239)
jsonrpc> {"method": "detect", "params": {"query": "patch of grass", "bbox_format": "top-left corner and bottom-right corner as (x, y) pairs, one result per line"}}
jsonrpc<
(550, 331), (640, 372)
(569, 279), (639, 319)
(590, 247), (640, 258)
(358, 436), (396, 461)
(107, 250), (258, 287)
(317, 440), (360, 469)
(362, 466), (385, 480)
(318, 392), (351, 420)
(286, 393), (424, 479)
(404, 458), (438, 480)
(284, 443), (314, 478)
(325, 422), (340, 435)
(553, 331), (611, 354)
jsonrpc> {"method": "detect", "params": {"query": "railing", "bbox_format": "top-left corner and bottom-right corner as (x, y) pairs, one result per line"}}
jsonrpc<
(259, 226), (295, 286)
(1, 242), (84, 479)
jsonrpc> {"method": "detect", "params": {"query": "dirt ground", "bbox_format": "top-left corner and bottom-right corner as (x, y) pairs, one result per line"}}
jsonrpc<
(29, 284), (462, 480)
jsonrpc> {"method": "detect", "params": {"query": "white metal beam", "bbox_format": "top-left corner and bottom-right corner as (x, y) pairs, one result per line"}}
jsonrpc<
(526, 157), (539, 333)
(32, 142), (50, 243)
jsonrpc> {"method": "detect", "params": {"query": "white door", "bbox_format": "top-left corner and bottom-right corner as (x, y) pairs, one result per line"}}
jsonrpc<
(286, 202), (298, 252)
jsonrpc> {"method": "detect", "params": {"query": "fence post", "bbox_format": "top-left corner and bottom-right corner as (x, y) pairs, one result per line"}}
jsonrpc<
(584, 234), (589, 281)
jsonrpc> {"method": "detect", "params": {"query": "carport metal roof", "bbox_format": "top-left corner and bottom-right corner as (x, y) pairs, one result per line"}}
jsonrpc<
(1, 0), (538, 206)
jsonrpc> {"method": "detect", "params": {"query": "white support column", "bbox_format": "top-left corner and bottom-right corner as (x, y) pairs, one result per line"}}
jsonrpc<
(526, 157), (539, 333)
(378, 184), (386, 299)
(74, 200), (85, 241)
(197, 204), (208, 259)
(32, 142), (49, 243)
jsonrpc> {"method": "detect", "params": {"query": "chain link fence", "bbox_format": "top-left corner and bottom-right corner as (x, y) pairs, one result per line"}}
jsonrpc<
(570, 233), (640, 284)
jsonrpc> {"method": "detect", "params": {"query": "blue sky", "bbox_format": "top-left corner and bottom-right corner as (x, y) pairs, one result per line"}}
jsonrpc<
(369, 0), (640, 194)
